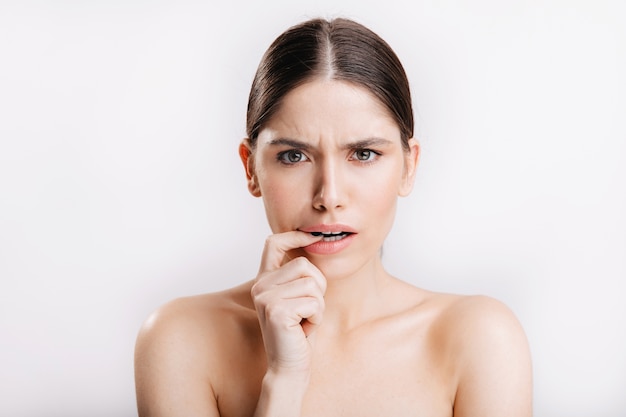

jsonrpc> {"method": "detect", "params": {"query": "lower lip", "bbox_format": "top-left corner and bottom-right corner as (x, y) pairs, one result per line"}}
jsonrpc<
(303, 234), (356, 255)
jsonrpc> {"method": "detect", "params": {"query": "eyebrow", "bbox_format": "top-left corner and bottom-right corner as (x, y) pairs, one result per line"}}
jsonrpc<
(266, 137), (393, 150)
(341, 137), (394, 150)
(266, 138), (311, 150)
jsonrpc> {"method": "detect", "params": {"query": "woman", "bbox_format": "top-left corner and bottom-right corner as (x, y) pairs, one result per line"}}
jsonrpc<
(134, 17), (532, 417)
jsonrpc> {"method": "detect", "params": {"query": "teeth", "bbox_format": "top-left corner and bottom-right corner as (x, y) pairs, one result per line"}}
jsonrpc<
(322, 234), (345, 242)
(311, 231), (346, 236)
(309, 231), (352, 241)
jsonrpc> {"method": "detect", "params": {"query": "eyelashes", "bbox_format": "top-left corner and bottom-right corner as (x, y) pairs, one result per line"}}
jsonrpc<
(277, 149), (309, 164)
(351, 149), (380, 162)
(276, 149), (382, 165)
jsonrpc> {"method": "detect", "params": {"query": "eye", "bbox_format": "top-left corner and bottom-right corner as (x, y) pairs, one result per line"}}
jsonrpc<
(351, 149), (379, 162)
(277, 149), (308, 164)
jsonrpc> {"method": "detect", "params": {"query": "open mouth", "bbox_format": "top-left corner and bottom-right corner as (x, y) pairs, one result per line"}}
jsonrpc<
(309, 231), (353, 242)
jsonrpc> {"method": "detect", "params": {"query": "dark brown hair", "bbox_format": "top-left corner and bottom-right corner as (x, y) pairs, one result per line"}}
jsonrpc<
(246, 18), (414, 151)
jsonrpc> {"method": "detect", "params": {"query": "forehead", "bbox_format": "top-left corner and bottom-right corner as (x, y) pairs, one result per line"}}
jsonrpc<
(258, 79), (401, 145)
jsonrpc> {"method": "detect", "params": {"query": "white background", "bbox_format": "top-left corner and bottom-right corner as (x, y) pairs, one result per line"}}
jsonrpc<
(1, 0), (624, 416)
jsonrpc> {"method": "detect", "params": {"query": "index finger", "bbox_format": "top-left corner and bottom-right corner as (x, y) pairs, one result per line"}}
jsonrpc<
(259, 231), (322, 273)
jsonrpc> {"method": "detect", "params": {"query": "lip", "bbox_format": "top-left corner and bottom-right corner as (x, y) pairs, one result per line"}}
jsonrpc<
(298, 224), (357, 255)
(298, 224), (358, 234)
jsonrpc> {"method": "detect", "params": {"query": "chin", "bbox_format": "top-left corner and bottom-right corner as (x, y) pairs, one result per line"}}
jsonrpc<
(308, 252), (378, 282)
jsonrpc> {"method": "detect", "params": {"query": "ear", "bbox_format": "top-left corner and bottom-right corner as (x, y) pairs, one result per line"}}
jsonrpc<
(398, 138), (420, 197)
(238, 139), (262, 197)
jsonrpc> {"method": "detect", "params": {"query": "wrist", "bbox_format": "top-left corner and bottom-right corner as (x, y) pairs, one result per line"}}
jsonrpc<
(263, 366), (310, 393)
(254, 368), (310, 417)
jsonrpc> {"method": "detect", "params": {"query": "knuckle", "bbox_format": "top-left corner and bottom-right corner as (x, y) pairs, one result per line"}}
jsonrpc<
(251, 269), (277, 294)
(263, 234), (278, 249)
(292, 256), (310, 269)
(313, 296), (325, 312)
(302, 277), (317, 293)
(316, 296), (325, 312)
(264, 302), (287, 321)
(251, 283), (273, 309)
(306, 297), (319, 312)
(250, 279), (265, 298)
(319, 278), (327, 294)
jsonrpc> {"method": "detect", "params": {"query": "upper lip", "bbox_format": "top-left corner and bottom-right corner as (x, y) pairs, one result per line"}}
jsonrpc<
(298, 224), (357, 234)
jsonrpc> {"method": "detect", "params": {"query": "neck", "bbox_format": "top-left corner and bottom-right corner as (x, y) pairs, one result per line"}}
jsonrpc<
(319, 256), (393, 334)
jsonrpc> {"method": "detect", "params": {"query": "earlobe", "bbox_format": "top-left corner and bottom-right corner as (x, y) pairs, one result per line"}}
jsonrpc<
(238, 140), (262, 197)
(399, 138), (420, 197)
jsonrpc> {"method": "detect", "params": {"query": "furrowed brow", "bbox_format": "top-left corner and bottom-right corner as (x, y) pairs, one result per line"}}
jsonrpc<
(341, 138), (393, 150)
(266, 138), (311, 150)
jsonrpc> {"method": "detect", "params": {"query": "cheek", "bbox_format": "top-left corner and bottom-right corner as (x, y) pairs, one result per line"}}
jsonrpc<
(363, 165), (403, 221)
(371, 183), (399, 218)
(258, 172), (307, 230)
(368, 163), (404, 200)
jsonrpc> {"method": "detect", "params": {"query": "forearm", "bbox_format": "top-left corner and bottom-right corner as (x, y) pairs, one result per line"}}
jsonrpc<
(253, 370), (310, 417)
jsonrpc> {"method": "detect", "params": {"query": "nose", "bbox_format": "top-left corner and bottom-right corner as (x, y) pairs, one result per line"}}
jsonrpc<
(312, 159), (345, 211)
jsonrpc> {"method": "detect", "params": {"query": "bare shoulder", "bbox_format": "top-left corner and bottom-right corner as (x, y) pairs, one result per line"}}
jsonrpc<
(137, 281), (256, 341)
(134, 282), (258, 417)
(135, 282), (256, 360)
(436, 293), (527, 341)
(431, 293), (533, 417)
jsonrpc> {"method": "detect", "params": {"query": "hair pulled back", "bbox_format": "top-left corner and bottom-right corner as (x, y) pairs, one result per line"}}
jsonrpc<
(246, 18), (414, 151)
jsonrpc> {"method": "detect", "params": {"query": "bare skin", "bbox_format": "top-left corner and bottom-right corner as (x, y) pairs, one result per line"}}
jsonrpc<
(134, 270), (531, 416)
(134, 79), (533, 416)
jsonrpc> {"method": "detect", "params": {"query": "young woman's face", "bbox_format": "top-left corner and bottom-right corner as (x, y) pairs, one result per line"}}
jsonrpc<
(241, 79), (419, 280)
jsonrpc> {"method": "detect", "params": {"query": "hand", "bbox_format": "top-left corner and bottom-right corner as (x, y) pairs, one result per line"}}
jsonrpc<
(251, 231), (326, 374)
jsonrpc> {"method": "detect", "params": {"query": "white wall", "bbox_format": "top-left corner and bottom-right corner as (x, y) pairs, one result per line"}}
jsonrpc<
(1, 1), (624, 416)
